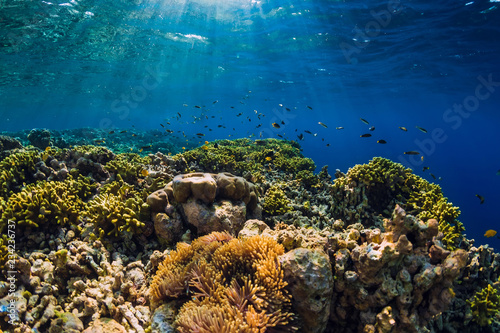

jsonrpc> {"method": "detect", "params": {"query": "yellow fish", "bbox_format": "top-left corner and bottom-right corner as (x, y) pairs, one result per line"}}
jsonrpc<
(265, 156), (272, 161)
(484, 229), (497, 238)
(140, 169), (149, 177)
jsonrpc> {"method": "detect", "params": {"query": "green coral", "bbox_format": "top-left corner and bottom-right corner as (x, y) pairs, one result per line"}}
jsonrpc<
(84, 178), (149, 238)
(177, 138), (315, 175)
(296, 170), (320, 187)
(262, 185), (292, 215)
(0, 150), (40, 198)
(468, 284), (500, 327)
(0, 175), (96, 231)
(332, 157), (464, 250)
(104, 153), (151, 183)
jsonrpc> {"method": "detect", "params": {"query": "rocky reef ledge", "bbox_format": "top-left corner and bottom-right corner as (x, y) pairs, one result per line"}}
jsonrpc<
(0, 136), (499, 333)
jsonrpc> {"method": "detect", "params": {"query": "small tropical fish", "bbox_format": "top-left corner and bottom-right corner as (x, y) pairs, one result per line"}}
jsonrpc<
(196, 133), (205, 136)
(484, 229), (497, 238)
(423, 166), (429, 171)
(236, 112), (243, 117)
(108, 130), (115, 134)
(307, 106), (313, 110)
(120, 130), (127, 133)
(377, 140), (387, 144)
(140, 169), (149, 177)
(286, 108), (291, 111)
(360, 118), (369, 124)
(214, 143), (219, 148)
(318, 122), (328, 128)
(265, 156), (272, 161)
(326, 143), (330, 147)
(416, 126), (427, 133)
(140, 145), (152, 149)
(177, 112), (181, 118)
(360, 134), (372, 138)
(204, 141), (209, 144)
(336, 127), (344, 130)
(213, 100), (218, 104)
(421, 156), (424, 161)
(369, 126), (375, 131)
(430, 173), (436, 180)
(297, 133), (304, 140)
(272, 122), (280, 129)
(194, 105), (201, 108)
(404, 151), (420, 155)
(304, 130), (313, 134)
(202, 146), (209, 150)
(476, 194), (485, 204)
(160, 124), (165, 128)
(182, 104), (188, 107)
(399, 127), (407, 131)
(277, 134), (283, 138)
(281, 120), (285, 125)
(182, 147), (186, 150)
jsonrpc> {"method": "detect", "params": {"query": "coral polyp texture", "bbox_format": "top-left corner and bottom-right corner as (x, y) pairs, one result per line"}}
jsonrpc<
(149, 232), (296, 332)
(0, 135), (498, 333)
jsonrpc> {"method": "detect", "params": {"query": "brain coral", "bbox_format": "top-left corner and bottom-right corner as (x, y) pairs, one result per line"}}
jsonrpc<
(149, 232), (296, 332)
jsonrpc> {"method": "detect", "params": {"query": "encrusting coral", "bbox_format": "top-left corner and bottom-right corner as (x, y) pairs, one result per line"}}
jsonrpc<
(149, 232), (296, 332)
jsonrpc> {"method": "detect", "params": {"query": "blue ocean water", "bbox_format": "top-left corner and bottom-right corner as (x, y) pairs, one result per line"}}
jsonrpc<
(1, 0), (499, 248)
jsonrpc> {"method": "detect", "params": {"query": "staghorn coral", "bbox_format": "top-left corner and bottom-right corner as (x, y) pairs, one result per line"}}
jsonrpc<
(262, 184), (292, 216)
(467, 284), (500, 327)
(149, 232), (296, 332)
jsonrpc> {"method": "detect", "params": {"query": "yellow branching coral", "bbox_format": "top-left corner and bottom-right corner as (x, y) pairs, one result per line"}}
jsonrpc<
(0, 150), (39, 198)
(262, 185), (292, 216)
(468, 284), (500, 327)
(149, 232), (296, 332)
(0, 175), (95, 231)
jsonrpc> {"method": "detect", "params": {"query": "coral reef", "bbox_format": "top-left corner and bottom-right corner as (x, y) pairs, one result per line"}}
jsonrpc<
(149, 232), (296, 332)
(177, 138), (315, 176)
(0, 135), (22, 152)
(331, 157), (465, 250)
(0, 135), (498, 333)
(27, 128), (52, 149)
